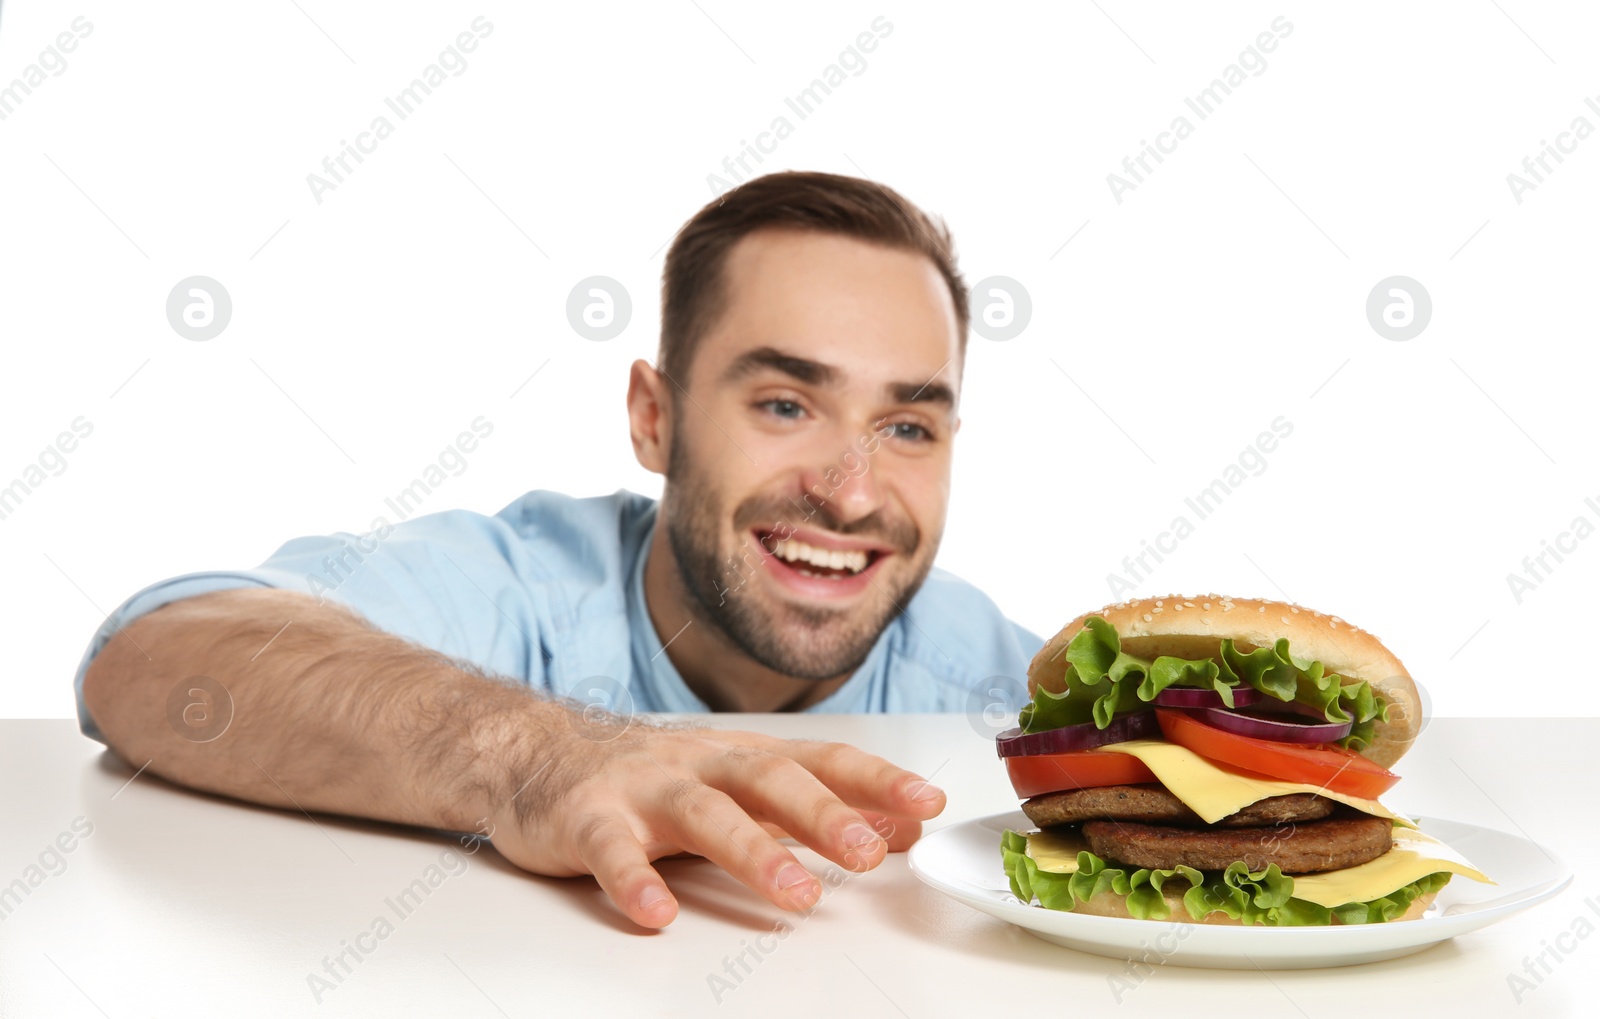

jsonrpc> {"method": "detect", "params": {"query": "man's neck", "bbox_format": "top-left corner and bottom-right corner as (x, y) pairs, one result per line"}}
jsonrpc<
(641, 520), (852, 713)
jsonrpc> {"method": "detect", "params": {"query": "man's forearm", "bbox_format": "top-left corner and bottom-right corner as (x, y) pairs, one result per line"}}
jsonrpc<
(82, 587), (554, 833)
(81, 586), (948, 930)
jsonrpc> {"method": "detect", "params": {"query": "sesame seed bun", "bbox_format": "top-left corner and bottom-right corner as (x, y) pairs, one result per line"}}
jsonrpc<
(1026, 594), (1422, 768)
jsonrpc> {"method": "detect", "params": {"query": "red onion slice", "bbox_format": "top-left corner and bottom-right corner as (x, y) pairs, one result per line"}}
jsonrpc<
(1190, 706), (1352, 744)
(1151, 686), (1263, 710)
(995, 710), (1161, 759)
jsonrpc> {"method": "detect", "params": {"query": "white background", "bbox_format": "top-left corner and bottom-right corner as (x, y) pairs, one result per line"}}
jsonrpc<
(1, 1), (1594, 720)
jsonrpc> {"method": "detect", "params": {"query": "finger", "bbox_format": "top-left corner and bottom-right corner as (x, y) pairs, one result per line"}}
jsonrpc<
(658, 780), (822, 911)
(703, 748), (889, 873)
(855, 810), (922, 853)
(760, 813), (921, 853)
(571, 814), (679, 929)
(776, 739), (947, 819)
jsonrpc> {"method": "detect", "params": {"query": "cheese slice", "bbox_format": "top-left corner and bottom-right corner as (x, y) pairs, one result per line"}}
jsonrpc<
(1024, 827), (1091, 874)
(1289, 826), (1494, 907)
(1019, 826), (1494, 905)
(1097, 739), (1414, 826)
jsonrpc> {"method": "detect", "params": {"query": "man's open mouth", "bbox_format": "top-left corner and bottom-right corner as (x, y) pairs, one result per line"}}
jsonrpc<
(754, 530), (885, 580)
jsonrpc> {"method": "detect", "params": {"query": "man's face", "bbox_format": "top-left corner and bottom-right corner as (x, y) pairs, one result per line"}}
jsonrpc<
(660, 229), (961, 680)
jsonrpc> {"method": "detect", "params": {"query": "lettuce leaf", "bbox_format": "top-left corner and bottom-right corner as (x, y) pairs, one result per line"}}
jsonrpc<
(1021, 616), (1388, 751)
(1000, 829), (1447, 927)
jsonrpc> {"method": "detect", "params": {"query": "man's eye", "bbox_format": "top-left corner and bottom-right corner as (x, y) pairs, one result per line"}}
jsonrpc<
(885, 421), (931, 442)
(759, 399), (805, 420)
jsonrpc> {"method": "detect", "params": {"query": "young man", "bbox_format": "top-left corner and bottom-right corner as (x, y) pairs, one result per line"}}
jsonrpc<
(77, 172), (1039, 928)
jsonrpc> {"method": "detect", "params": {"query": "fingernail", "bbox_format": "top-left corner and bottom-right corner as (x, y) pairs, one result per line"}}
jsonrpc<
(906, 779), (944, 802)
(843, 823), (883, 851)
(777, 863), (814, 888)
(777, 863), (818, 898)
(638, 885), (671, 913)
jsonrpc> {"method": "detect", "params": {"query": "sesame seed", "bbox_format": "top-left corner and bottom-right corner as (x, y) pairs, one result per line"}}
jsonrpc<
(1143, 613), (1154, 622)
(1174, 604), (1184, 611)
(1290, 606), (1300, 614)
(1203, 602), (1212, 610)
(1281, 616), (1291, 625)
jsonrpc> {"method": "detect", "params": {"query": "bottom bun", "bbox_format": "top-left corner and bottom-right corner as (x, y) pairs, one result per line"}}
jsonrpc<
(1068, 883), (1439, 925)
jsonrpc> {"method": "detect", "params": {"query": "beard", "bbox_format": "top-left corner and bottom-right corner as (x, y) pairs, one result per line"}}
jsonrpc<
(662, 432), (936, 682)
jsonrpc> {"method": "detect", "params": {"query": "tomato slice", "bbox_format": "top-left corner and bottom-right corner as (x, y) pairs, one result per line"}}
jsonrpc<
(1005, 749), (1158, 799)
(1155, 708), (1399, 800)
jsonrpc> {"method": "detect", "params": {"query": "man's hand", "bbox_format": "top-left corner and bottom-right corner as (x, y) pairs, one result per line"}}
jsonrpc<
(485, 720), (946, 928)
(83, 588), (944, 931)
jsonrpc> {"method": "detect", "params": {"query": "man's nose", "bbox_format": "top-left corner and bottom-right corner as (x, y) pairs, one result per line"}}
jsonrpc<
(797, 442), (885, 527)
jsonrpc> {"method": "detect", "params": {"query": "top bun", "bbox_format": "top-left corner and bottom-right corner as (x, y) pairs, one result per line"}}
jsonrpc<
(1027, 594), (1422, 768)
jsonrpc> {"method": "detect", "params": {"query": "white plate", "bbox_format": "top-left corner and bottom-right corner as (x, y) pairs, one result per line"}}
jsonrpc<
(908, 811), (1572, 969)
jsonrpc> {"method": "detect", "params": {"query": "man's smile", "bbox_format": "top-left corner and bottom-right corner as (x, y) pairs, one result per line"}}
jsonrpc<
(750, 525), (895, 601)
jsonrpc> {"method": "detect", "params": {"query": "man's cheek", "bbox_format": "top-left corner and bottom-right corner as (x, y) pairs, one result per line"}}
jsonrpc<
(905, 466), (953, 557)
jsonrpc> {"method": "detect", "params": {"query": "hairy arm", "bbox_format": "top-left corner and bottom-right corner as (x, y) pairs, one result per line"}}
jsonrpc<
(80, 587), (946, 927)
(82, 586), (560, 832)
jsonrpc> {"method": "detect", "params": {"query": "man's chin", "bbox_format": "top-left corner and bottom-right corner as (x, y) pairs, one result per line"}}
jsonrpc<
(711, 593), (889, 682)
(731, 634), (877, 683)
(717, 536), (938, 679)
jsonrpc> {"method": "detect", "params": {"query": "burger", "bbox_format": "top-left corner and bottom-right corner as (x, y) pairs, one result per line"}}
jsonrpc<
(999, 594), (1492, 926)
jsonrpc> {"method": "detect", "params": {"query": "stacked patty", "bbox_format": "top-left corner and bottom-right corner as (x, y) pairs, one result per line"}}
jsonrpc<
(1022, 785), (1392, 874)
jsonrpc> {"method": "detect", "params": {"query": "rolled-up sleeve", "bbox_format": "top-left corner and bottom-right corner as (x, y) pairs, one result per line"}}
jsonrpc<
(73, 508), (550, 744)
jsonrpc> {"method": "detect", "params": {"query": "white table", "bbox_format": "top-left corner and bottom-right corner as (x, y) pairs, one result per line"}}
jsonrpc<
(1, 715), (1592, 1017)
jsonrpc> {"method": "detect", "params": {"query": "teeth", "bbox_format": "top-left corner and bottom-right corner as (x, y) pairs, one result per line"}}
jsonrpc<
(770, 537), (869, 574)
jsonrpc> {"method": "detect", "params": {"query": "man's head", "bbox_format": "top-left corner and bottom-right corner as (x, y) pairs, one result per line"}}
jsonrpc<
(628, 171), (967, 682)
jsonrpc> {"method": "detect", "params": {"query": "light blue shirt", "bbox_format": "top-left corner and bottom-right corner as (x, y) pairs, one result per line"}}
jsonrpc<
(73, 490), (1041, 743)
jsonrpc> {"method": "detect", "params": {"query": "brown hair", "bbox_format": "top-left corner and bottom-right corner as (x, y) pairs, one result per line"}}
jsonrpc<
(658, 171), (967, 387)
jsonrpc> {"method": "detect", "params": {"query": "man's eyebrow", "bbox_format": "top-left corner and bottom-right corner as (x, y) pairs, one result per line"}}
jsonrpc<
(721, 346), (957, 410)
(720, 346), (840, 387)
(887, 379), (956, 409)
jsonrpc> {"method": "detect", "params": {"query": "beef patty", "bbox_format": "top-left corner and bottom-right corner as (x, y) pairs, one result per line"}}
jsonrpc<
(1022, 784), (1335, 830)
(1082, 813), (1394, 874)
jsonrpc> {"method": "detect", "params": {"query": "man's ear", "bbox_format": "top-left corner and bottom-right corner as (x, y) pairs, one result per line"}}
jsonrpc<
(626, 359), (673, 475)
